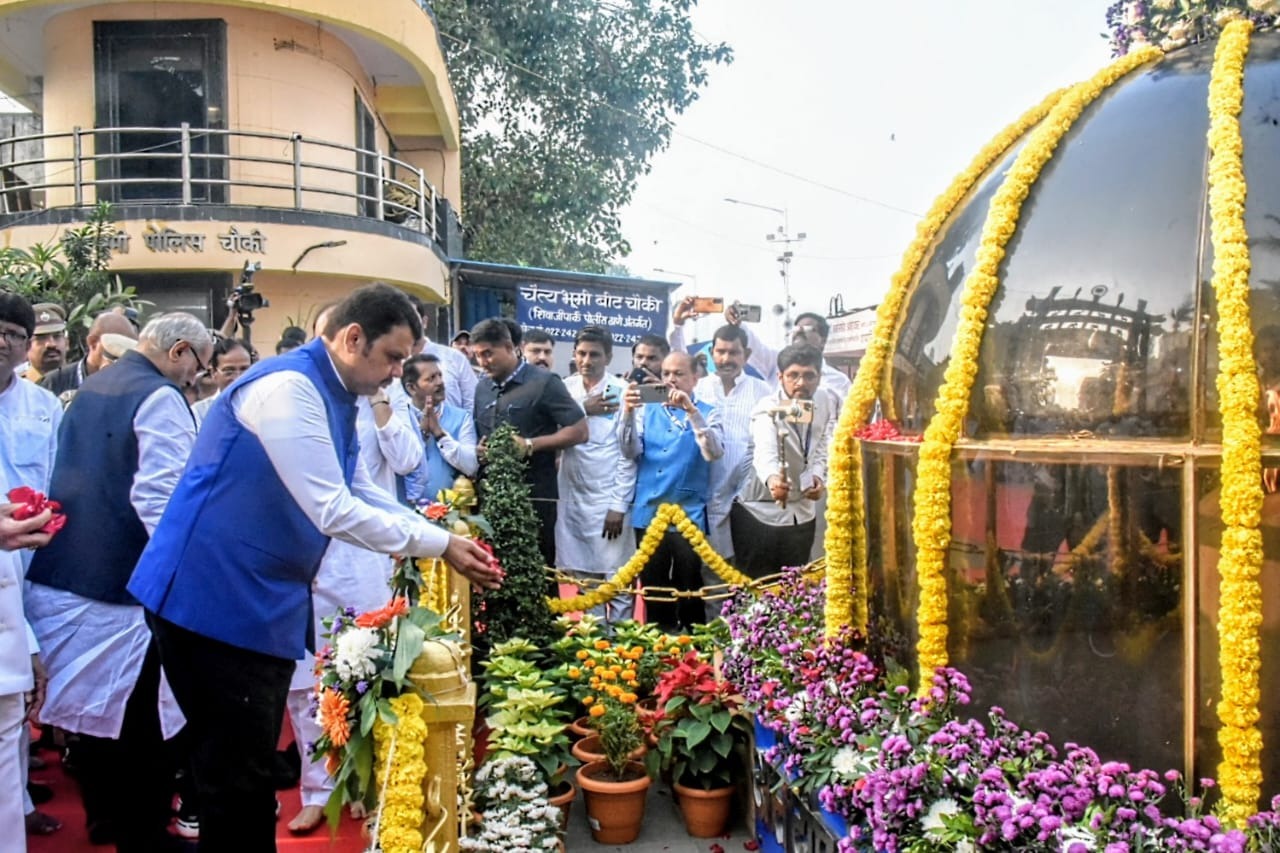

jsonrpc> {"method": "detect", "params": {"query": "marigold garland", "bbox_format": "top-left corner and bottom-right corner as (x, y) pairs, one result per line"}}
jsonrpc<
(820, 86), (1069, 640)
(1206, 18), (1264, 824)
(546, 503), (753, 614)
(372, 692), (428, 853)
(909, 45), (1162, 680)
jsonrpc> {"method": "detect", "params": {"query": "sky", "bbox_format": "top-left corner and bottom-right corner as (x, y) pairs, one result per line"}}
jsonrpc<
(618, 0), (1117, 346)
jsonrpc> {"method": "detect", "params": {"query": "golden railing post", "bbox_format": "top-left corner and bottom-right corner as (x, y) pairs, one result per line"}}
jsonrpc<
(407, 637), (473, 853)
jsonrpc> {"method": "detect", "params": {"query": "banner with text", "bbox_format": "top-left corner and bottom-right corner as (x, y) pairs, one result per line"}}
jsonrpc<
(515, 281), (668, 346)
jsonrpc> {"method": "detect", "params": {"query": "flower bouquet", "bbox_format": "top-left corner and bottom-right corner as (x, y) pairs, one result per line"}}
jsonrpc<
(460, 756), (561, 853)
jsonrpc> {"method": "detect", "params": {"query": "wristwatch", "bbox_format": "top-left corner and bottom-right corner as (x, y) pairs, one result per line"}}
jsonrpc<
(522, 436), (534, 456)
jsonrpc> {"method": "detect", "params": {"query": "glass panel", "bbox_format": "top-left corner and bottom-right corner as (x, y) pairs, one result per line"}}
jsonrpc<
(887, 147), (1021, 435)
(1205, 33), (1280, 443)
(1194, 464), (1280, 794)
(944, 458), (1184, 774)
(970, 46), (1210, 439)
(863, 449), (918, 668)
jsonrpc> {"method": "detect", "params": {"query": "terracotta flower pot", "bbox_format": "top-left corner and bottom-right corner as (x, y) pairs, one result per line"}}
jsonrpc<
(577, 760), (651, 844)
(547, 779), (576, 834)
(674, 780), (734, 837)
(566, 715), (594, 741)
(571, 733), (646, 766)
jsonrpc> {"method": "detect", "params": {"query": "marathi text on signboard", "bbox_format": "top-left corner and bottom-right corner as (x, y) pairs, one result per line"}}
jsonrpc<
(824, 307), (878, 358)
(515, 281), (668, 346)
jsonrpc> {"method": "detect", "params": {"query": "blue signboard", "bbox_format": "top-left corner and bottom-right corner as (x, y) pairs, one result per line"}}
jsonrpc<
(515, 281), (668, 347)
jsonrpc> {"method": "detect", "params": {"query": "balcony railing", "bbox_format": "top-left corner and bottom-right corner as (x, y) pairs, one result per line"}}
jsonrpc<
(0, 123), (442, 245)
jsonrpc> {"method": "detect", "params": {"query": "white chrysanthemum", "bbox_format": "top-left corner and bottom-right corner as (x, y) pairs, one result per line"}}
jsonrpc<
(831, 746), (860, 779)
(333, 626), (380, 681)
(956, 841), (975, 853)
(921, 797), (960, 838)
(1058, 825), (1096, 851)
(783, 693), (807, 723)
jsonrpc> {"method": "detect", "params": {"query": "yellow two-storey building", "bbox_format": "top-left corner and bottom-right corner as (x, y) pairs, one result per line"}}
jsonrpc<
(0, 0), (461, 345)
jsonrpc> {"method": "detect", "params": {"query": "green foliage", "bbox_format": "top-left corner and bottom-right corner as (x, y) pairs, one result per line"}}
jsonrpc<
(0, 201), (146, 356)
(433, 0), (732, 271)
(476, 423), (557, 648)
(595, 698), (643, 780)
(479, 637), (576, 787)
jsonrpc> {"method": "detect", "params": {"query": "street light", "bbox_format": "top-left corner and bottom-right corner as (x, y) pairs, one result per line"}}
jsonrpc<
(724, 197), (806, 330)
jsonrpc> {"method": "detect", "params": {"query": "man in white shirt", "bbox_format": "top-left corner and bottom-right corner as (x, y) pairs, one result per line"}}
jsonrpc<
(556, 326), (636, 622)
(129, 284), (500, 850)
(27, 312), (213, 852)
(0, 293), (63, 851)
(407, 294), (478, 413)
(732, 344), (838, 578)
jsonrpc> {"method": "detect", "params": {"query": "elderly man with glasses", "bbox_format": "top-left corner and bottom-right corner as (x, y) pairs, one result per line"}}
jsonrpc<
(26, 313), (212, 852)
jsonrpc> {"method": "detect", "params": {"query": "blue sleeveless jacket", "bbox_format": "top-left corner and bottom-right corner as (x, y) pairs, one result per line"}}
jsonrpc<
(27, 351), (184, 604)
(128, 339), (358, 659)
(632, 400), (714, 530)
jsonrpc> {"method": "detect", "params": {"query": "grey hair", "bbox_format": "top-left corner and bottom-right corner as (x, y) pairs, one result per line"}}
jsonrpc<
(138, 312), (213, 352)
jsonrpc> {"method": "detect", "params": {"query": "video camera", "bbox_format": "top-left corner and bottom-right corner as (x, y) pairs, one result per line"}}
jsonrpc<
(233, 260), (268, 321)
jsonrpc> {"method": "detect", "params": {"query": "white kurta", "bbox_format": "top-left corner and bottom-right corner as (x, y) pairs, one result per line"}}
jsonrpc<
(555, 373), (637, 576)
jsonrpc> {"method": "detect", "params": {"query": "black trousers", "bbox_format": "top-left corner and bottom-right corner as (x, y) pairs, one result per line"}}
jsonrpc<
(729, 501), (816, 580)
(150, 614), (294, 853)
(72, 638), (174, 853)
(534, 498), (557, 568)
(637, 528), (705, 631)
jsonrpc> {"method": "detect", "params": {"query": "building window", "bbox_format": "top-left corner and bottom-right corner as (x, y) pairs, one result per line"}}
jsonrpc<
(355, 91), (378, 218)
(120, 271), (231, 331)
(94, 20), (228, 204)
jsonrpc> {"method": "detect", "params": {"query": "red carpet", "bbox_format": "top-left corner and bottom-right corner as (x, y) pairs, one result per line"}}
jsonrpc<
(26, 728), (368, 853)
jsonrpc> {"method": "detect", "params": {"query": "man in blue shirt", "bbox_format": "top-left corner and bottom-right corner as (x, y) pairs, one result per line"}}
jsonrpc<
(620, 351), (724, 630)
(402, 353), (479, 504)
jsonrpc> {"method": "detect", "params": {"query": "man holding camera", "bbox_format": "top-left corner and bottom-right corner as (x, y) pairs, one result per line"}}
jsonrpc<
(731, 344), (838, 578)
(620, 351), (723, 630)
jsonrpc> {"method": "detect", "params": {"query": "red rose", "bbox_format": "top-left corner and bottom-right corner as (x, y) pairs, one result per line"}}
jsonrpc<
(6, 487), (66, 535)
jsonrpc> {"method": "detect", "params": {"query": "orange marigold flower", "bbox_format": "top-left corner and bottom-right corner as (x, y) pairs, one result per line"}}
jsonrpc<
(582, 695), (595, 706)
(576, 649), (590, 660)
(583, 659), (596, 669)
(354, 595), (411, 629)
(600, 670), (617, 681)
(317, 688), (351, 748)
(620, 692), (638, 704)
(568, 667), (582, 679)
(631, 646), (644, 657)
(622, 670), (637, 682)
(677, 635), (692, 645)
(594, 639), (610, 650)
(423, 502), (449, 520)
(589, 704), (607, 718)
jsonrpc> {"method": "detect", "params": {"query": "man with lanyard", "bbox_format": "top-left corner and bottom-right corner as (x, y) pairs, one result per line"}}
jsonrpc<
(668, 298), (772, 592)
(470, 318), (588, 567)
(0, 293), (62, 845)
(556, 326), (636, 622)
(732, 344), (838, 578)
(38, 310), (138, 401)
(620, 351), (724, 631)
(402, 352), (479, 505)
(26, 313), (213, 852)
(128, 284), (500, 850)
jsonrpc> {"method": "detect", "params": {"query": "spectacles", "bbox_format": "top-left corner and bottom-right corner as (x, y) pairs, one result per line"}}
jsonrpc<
(0, 328), (29, 347)
(181, 341), (207, 374)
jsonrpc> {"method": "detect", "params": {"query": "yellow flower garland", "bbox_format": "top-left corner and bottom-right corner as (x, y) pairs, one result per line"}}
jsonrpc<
(372, 692), (429, 853)
(1206, 19), (1264, 824)
(546, 503), (753, 614)
(820, 87), (1069, 639)
(910, 45), (1162, 680)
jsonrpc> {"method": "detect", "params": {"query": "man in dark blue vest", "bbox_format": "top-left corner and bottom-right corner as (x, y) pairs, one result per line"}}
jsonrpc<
(26, 312), (213, 852)
(129, 283), (500, 851)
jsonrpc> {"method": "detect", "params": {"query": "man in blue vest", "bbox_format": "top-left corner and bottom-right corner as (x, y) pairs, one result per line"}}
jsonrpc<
(128, 283), (501, 851)
(620, 351), (724, 630)
(27, 312), (213, 852)
(401, 352), (478, 504)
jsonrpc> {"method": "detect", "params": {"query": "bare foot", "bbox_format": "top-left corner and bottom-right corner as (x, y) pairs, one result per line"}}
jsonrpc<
(349, 801), (367, 820)
(287, 804), (325, 835)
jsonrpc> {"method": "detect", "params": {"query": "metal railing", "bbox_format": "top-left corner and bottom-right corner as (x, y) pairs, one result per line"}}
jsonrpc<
(0, 123), (441, 244)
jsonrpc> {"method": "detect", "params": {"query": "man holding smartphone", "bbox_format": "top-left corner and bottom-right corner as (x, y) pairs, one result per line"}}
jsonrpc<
(620, 351), (724, 630)
(556, 327), (636, 621)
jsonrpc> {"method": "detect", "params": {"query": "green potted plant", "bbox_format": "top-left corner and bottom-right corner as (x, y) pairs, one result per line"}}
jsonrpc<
(575, 688), (651, 844)
(461, 756), (562, 852)
(646, 648), (751, 837)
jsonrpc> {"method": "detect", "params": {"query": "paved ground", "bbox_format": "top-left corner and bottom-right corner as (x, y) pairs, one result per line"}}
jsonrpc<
(565, 779), (757, 852)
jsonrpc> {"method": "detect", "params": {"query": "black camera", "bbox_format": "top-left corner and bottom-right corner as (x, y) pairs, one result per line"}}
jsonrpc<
(233, 261), (268, 316)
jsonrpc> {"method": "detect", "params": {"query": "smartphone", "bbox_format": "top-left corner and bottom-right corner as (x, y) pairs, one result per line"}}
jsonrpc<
(735, 302), (763, 323)
(627, 366), (655, 385)
(690, 296), (725, 314)
(637, 383), (671, 404)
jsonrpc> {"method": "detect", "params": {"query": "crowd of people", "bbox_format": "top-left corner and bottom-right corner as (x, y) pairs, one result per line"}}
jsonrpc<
(0, 283), (851, 852)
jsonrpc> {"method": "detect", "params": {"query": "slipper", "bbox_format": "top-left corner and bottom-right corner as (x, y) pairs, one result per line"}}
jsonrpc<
(25, 810), (61, 835)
